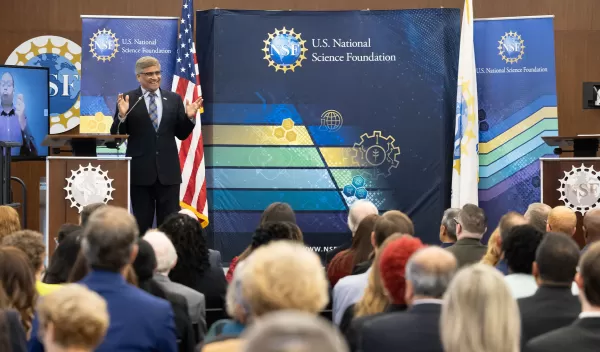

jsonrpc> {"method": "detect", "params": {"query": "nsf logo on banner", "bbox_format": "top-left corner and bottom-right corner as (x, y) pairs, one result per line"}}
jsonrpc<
(477, 30), (548, 74)
(262, 26), (397, 72)
(89, 29), (120, 62)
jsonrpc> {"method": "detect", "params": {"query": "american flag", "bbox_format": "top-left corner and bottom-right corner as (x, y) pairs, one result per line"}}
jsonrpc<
(172, 0), (208, 227)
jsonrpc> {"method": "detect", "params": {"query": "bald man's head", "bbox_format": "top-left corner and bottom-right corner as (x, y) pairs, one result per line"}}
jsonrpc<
(547, 206), (577, 236)
(405, 246), (457, 303)
(584, 209), (600, 244)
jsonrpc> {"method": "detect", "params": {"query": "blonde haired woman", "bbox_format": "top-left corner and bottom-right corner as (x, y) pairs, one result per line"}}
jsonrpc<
(441, 263), (520, 352)
(480, 227), (502, 266)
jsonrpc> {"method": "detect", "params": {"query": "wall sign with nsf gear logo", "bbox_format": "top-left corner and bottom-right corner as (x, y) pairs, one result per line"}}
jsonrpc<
(5, 36), (81, 134)
(498, 31), (525, 64)
(262, 27), (307, 73)
(64, 164), (115, 213)
(89, 28), (120, 62)
(557, 164), (600, 215)
(352, 131), (400, 179)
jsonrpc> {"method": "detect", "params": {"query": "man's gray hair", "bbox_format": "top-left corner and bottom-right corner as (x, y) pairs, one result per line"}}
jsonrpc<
(143, 230), (177, 275)
(524, 202), (552, 233)
(241, 310), (348, 352)
(81, 206), (139, 272)
(441, 208), (460, 241)
(347, 200), (378, 233)
(135, 56), (160, 74)
(406, 248), (456, 298)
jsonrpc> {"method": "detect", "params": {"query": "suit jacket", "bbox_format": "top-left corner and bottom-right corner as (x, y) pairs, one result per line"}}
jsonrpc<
(359, 303), (443, 352)
(518, 285), (580, 344)
(164, 290), (196, 352)
(343, 304), (406, 352)
(28, 270), (177, 352)
(526, 317), (600, 352)
(326, 242), (351, 265)
(208, 249), (223, 269)
(154, 273), (207, 341)
(446, 237), (487, 268)
(169, 263), (228, 310)
(110, 87), (195, 186)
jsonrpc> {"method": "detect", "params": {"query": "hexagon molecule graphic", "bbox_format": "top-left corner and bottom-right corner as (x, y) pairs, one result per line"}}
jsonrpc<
(273, 127), (286, 139)
(282, 118), (295, 130)
(285, 130), (297, 142)
(352, 175), (366, 188)
(355, 188), (368, 200)
(343, 185), (356, 197)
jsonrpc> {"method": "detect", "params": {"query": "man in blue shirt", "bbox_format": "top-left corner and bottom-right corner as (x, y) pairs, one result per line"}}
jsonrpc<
(0, 72), (37, 156)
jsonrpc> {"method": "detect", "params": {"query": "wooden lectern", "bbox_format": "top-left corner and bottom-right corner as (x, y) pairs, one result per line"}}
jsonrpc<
(42, 134), (130, 255)
(541, 136), (600, 247)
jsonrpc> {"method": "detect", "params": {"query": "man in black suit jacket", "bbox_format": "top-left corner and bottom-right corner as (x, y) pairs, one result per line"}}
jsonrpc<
(518, 232), (581, 345)
(358, 246), (457, 352)
(526, 242), (600, 352)
(446, 204), (488, 268)
(110, 56), (202, 234)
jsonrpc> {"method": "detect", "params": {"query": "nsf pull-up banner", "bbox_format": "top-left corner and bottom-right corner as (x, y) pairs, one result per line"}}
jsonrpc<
(80, 16), (178, 142)
(197, 9), (461, 261)
(474, 16), (558, 232)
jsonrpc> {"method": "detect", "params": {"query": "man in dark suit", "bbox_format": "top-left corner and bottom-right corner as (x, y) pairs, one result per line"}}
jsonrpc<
(446, 204), (488, 268)
(518, 232), (581, 345)
(358, 246), (457, 352)
(110, 56), (202, 234)
(526, 242), (600, 352)
(28, 205), (177, 352)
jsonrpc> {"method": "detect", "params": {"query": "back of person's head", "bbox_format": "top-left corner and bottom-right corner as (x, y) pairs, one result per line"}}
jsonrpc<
(0, 247), (37, 333)
(534, 232), (580, 285)
(241, 311), (349, 352)
(502, 224), (544, 274)
(583, 208), (600, 243)
(2, 230), (45, 275)
(56, 223), (82, 244)
(525, 202), (552, 233)
(81, 206), (139, 272)
(441, 264), (520, 352)
(225, 261), (250, 323)
(143, 230), (177, 275)
(132, 239), (157, 282)
(37, 284), (108, 351)
(79, 203), (107, 227)
(242, 241), (328, 317)
(0, 205), (20, 240)
(158, 213), (210, 273)
(44, 230), (83, 284)
(498, 211), (527, 243)
(347, 200), (378, 233)
(378, 235), (426, 305)
(577, 242), (600, 307)
(349, 214), (378, 267)
(547, 206), (577, 236)
(239, 222), (298, 262)
(480, 227), (502, 266)
(440, 208), (460, 242)
(405, 246), (457, 301)
(373, 210), (414, 248)
(259, 202), (296, 225)
(457, 204), (487, 237)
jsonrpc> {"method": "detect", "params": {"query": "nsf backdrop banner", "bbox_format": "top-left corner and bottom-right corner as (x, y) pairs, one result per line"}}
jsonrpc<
(80, 16), (178, 137)
(475, 16), (558, 231)
(196, 9), (461, 260)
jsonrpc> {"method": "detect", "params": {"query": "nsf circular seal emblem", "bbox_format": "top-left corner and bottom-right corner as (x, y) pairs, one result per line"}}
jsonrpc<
(64, 164), (115, 213)
(262, 27), (307, 73)
(89, 29), (119, 62)
(352, 131), (400, 179)
(557, 164), (600, 215)
(5, 35), (81, 134)
(498, 31), (525, 64)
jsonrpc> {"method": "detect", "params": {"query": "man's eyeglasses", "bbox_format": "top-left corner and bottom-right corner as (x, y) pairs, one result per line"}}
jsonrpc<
(139, 70), (162, 78)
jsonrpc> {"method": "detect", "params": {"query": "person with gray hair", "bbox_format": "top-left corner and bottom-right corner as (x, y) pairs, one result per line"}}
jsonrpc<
(326, 200), (378, 265)
(358, 246), (456, 352)
(241, 311), (349, 352)
(144, 230), (207, 341)
(28, 205), (178, 352)
(440, 208), (460, 248)
(525, 202), (552, 233)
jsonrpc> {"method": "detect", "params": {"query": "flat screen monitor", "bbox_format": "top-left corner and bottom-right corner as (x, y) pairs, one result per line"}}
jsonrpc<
(0, 65), (49, 159)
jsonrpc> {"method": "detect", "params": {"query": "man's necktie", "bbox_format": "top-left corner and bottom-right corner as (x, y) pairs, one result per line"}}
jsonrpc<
(148, 92), (159, 131)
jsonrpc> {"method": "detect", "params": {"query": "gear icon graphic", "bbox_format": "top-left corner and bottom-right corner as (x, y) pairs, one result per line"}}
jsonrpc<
(89, 29), (120, 63)
(498, 31), (525, 64)
(64, 164), (115, 213)
(352, 131), (400, 179)
(557, 164), (600, 215)
(262, 27), (307, 73)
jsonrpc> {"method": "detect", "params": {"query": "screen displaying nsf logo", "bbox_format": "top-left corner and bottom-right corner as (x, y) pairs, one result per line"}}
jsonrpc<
(89, 29), (120, 62)
(498, 31), (525, 64)
(262, 27), (307, 73)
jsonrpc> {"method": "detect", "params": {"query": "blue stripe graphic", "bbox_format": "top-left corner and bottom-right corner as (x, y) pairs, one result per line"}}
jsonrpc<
(208, 190), (347, 211)
(206, 169), (336, 189)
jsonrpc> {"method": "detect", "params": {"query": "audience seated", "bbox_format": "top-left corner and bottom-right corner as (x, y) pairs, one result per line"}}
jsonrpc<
(359, 246), (457, 352)
(0, 309), (26, 352)
(546, 206), (577, 236)
(518, 232), (581, 345)
(527, 242), (600, 351)
(0, 247), (36, 336)
(327, 214), (378, 287)
(441, 264), (520, 352)
(326, 200), (378, 265)
(78, 203), (106, 227)
(445, 204), (487, 267)
(28, 205), (178, 352)
(332, 210), (413, 324)
(179, 209), (223, 269)
(36, 284), (108, 352)
(524, 203), (552, 233)
(242, 311), (349, 352)
(43, 230), (82, 284)
(582, 208), (600, 254)
(0, 205), (21, 240)
(159, 213), (228, 311)
(439, 208), (460, 248)
(494, 212), (528, 275)
(503, 224), (544, 299)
